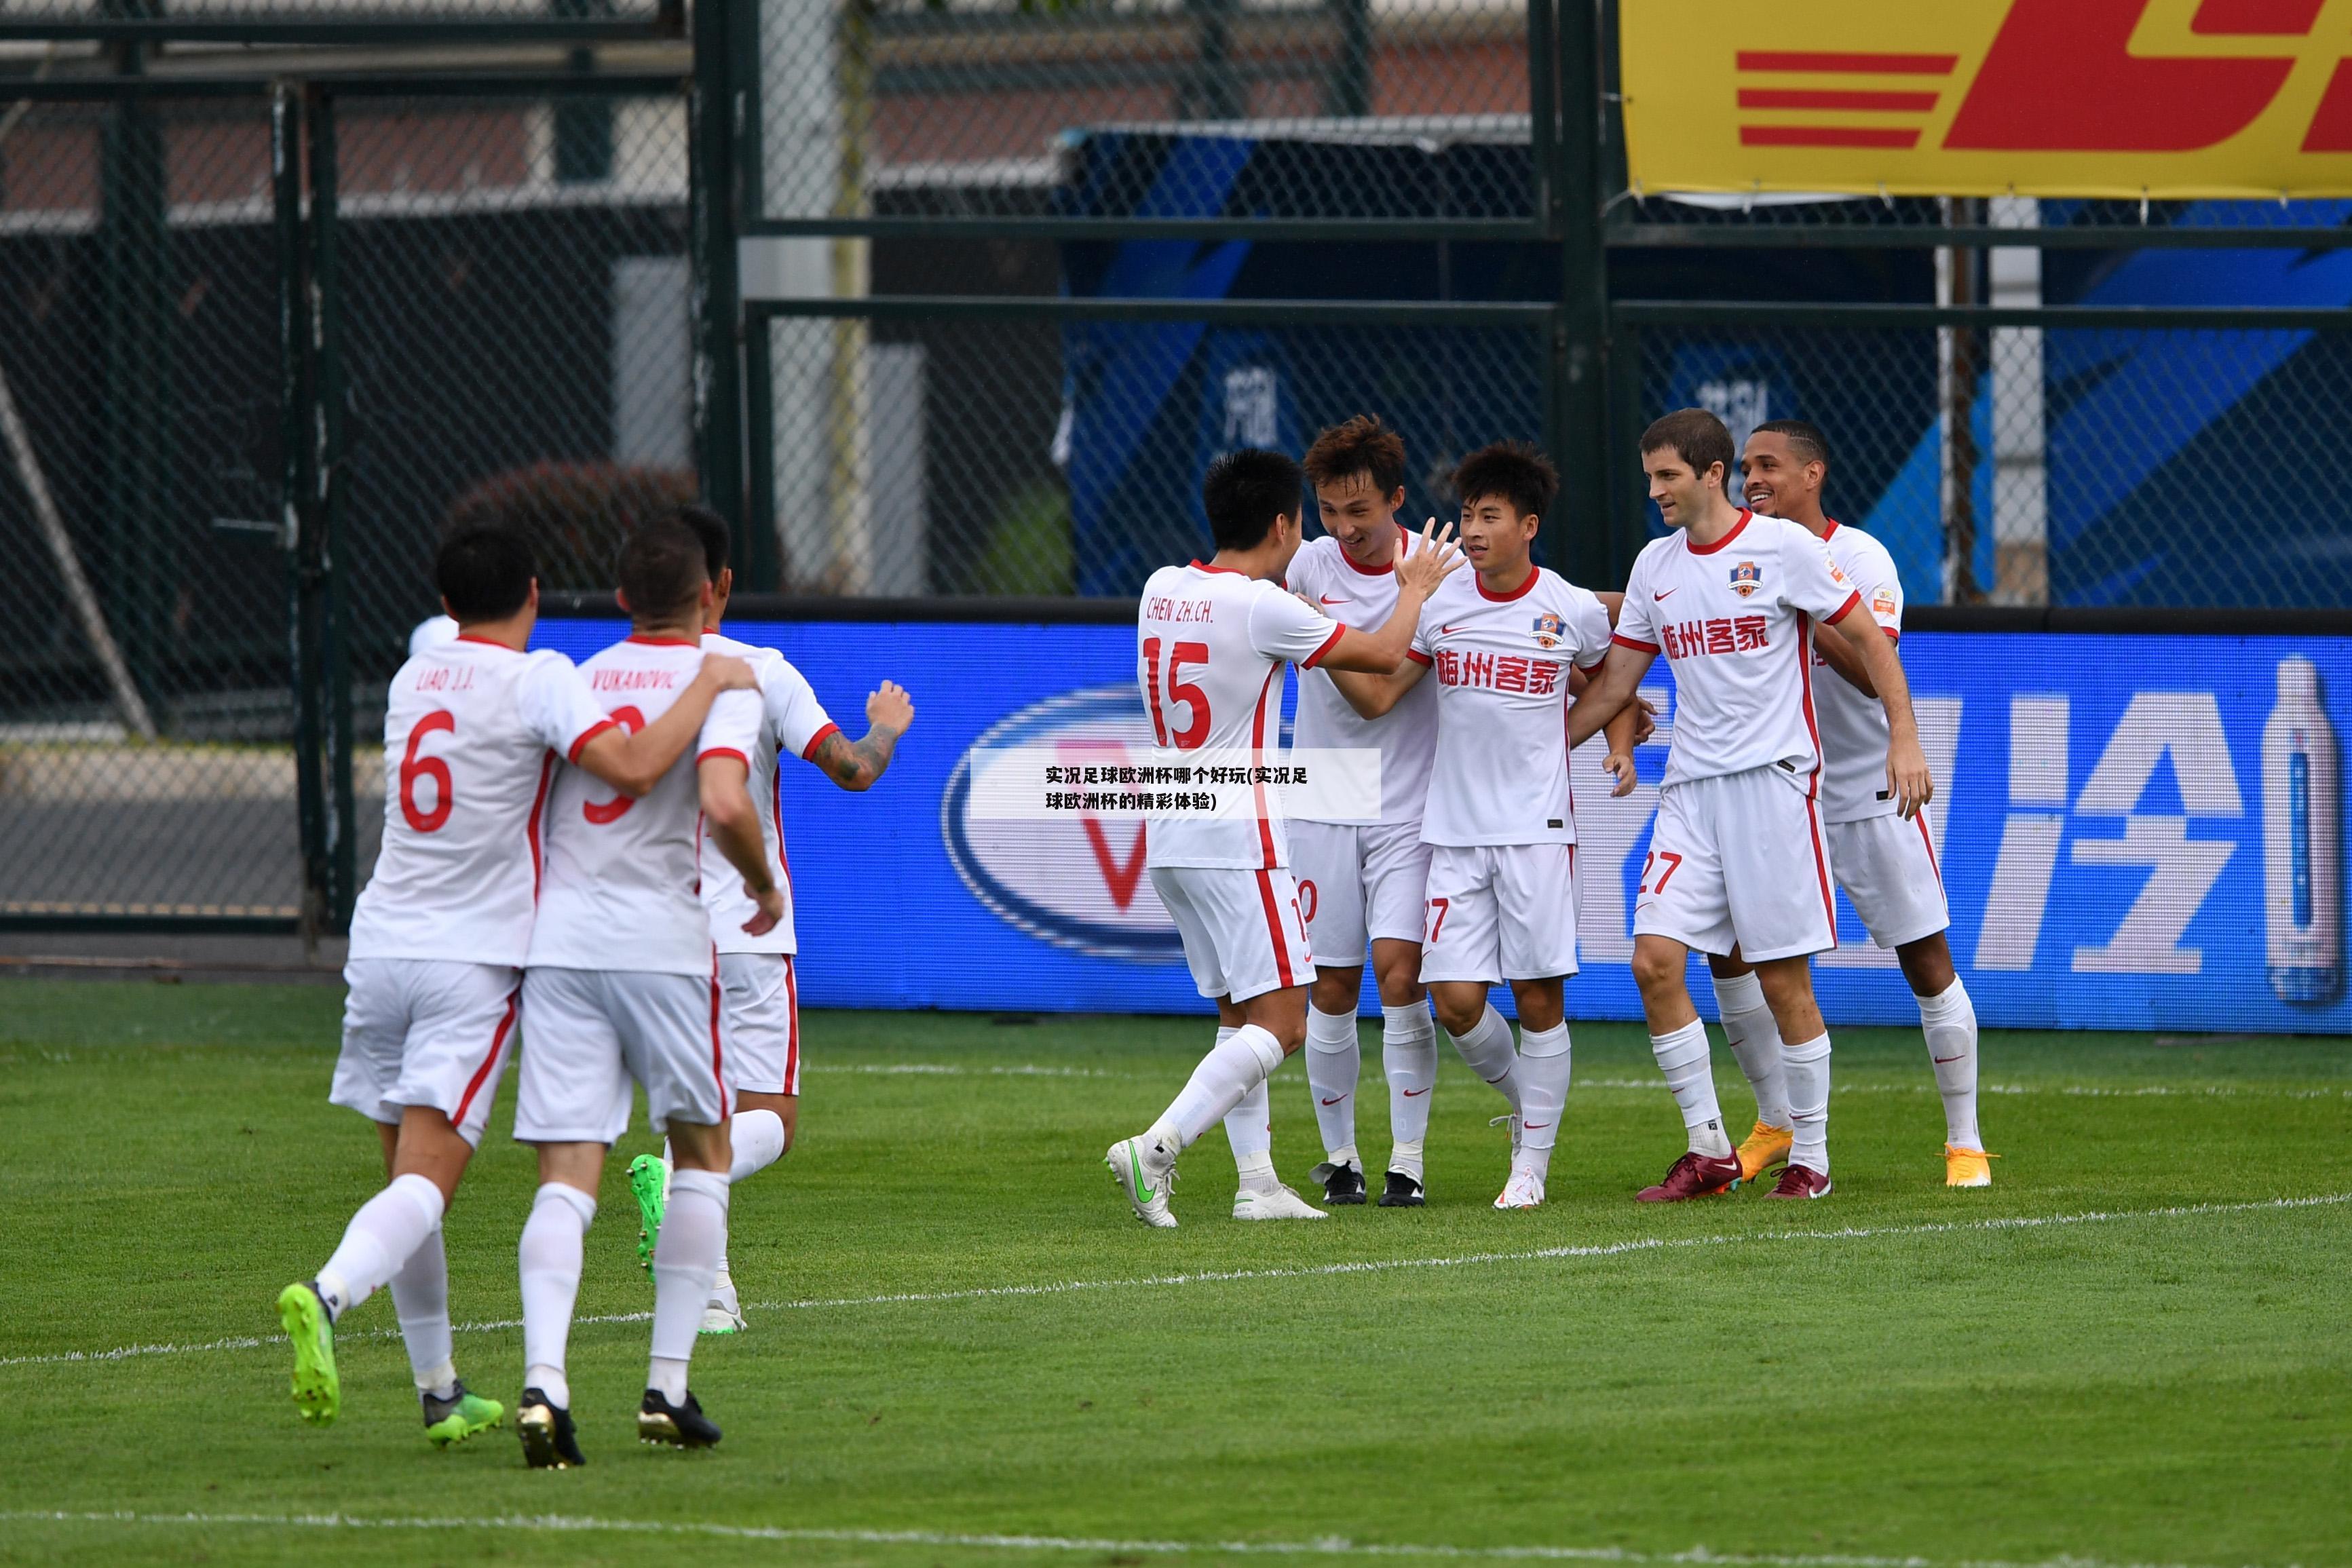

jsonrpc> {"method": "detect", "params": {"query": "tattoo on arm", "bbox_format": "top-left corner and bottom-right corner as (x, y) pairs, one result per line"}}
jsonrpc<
(814, 725), (902, 790)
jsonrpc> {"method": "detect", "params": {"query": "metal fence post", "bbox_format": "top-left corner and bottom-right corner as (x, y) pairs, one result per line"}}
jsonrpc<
(275, 82), (330, 949)
(1553, 0), (1614, 587)
(691, 0), (747, 542)
(100, 37), (172, 713)
(307, 89), (358, 932)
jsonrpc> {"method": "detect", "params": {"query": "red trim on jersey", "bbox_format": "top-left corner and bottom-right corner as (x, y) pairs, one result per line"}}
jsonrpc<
(1806, 792), (1838, 951)
(707, 953), (729, 1120)
(566, 718), (619, 765)
(1298, 622), (1347, 670)
(1884, 628), (1901, 642)
(451, 986), (520, 1129)
(1188, 560), (1246, 576)
(453, 634), (515, 649)
(1249, 661), (1282, 868)
(1335, 527), (1405, 575)
(773, 764), (791, 888)
(527, 752), (556, 897)
(1577, 655), (1609, 674)
(698, 747), (751, 769)
(1795, 611), (1838, 946)
(1612, 633), (1661, 654)
(782, 955), (801, 1094)
(1684, 509), (1753, 556)
(799, 722), (841, 763)
(1405, 648), (1434, 666)
(1822, 590), (1863, 626)
(1254, 868), (1297, 989)
(1915, 811), (1945, 890)
(1475, 563), (1540, 603)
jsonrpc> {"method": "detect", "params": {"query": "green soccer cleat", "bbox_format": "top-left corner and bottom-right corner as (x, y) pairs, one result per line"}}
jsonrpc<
(277, 1280), (340, 1426)
(627, 1153), (667, 1274)
(423, 1382), (505, 1449)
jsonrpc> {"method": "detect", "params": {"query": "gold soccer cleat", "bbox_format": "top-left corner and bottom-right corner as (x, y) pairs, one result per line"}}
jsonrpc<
(1944, 1145), (1998, 1188)
(1734, 1120), (1794, 1184)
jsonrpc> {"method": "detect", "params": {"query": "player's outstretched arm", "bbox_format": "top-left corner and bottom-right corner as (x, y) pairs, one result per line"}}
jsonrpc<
(1566, 642), (1651, 750)
(809, 680), (913, 792)
(1834, 612), (1931, 817)
(699, 754), (785, 936)
(1316, 519), (1466, 716)
(1815, 617), (1878, 697)
(576, 653), (760, 797)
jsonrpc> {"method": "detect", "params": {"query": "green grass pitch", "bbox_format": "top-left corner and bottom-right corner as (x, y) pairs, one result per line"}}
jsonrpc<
(1, 976), (2348, 1567)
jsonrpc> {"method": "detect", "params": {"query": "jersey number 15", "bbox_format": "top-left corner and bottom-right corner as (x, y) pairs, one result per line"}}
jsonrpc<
(1141, 637), (1210, 750)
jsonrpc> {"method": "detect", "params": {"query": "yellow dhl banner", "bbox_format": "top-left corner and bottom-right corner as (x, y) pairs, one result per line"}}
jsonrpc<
(1621, 0), (2352, 199)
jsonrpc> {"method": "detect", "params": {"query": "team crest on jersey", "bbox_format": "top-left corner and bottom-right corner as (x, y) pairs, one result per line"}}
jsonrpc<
(1531, 611), (1565, 648)
(1728, 561), (1762, 597)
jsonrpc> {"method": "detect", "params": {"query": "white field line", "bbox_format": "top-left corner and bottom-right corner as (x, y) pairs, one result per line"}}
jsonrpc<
(0, 1510), (2307, 1568)
(5, 1193), (2345, 1373)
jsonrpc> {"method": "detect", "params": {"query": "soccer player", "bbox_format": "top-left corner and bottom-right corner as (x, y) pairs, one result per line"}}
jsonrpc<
(276, 525), (756, 1441)
(632, 505), (913, 1333)
(1568, 409), (1931, 1202)
(510, 516), (777, 1464)
(1279, 416), (1444, 1208)
(1105, 448), (1462, 1227)
(1324, 443), (1639, 1208)
(1726, 421), (1990, 1187)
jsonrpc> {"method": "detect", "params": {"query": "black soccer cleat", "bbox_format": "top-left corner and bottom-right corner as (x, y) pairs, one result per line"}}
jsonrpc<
(639, 1388), (722, 1449)
(1310, 1160), (1368, 1206)
(516, 1387), (586, 1469)
(1378, 1170), (1426, 1208)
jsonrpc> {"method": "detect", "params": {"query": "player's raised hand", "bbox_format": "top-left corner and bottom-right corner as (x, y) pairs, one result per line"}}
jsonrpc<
(1631, 693), (1659, 748)
(1602, 748), (1638, 798)
(1395, 518), (1466, 599)
(1888, 733), (1934, 819)
(868, 679), (914, 735)
(700, 652), (760, 692)
(742, 883), (786, 937)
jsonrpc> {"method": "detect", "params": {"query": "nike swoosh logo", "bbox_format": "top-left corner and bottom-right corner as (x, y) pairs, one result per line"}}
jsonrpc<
(1439, 623), (1466, 634)
(1401, 1088), (1429, 1098)
(1931, 1054), (1967, 1064)
(1320, 1096), (1349, 1106)
(1523, 1122), (1551, 1130)
(1652, 588), (1677, 600)
(1319, 595), (1350, 606)
(1126, 1143), (1156, 1203)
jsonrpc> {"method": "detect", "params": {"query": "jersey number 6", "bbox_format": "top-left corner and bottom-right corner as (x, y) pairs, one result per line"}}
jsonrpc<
(1142, 637), (1210, 750)
(583, 706), (647, 824)
(398, 710), (455, 833)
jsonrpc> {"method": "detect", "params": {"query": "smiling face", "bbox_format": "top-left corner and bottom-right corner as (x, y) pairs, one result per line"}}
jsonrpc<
(1644, 444), (1725, 532)
(1457, 491), (1538, 580)
(1741, 428), (1825, 524)
(1314, 470), (1405, 566)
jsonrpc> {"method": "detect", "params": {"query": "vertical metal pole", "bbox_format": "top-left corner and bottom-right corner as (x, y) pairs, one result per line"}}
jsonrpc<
(275, 83), (328, 946)
(1326, 0), (1373, 117)
(1555, 0), (1616, 587)
(100, 35), (170, 714)
(732, 0), (777, 588)
(308, 90), (357, 932)
(1187, 0), (1243, 120)
(691, 0), (747, 536)
(1527, 0), (1559, 237)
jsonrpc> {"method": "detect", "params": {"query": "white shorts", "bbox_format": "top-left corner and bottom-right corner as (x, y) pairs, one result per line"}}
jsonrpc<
(720, 952), (801, 1096)
(1150, 864), (1314, 1003)
(1419, 842), (1580, 984)
(1827, 808), (1951, 951)
(331, 959), (521, 1147)
(1635, 767), (1835, 963)
(513, 965), (727, 1143)
(1290, 817), (1433, 965)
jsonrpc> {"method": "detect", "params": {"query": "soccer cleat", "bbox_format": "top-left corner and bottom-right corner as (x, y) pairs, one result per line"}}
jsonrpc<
(1635, 1147), (1744, 1202)
(1378, 1170), (1426, 1208)
(1764, 1164), (1834, 1200)
(1735, 1120), (1795, 1183)
(700, 1262), (746, 1335)
(516, 1387), (586, 1469)
(627, 1153), (667, 1274)
(276, 1280), (340, 1426)
(639, 1388), (722, 1449)
(1493, 1164), (1546, 1210)
(1310, 1160), (1367, 1206)
(422, 1382), (504, 1448)
(1231, 1183), (1329, 1221)
(1105, 1135), (1178, 1227)
(1944, 1145), (1999, 1188)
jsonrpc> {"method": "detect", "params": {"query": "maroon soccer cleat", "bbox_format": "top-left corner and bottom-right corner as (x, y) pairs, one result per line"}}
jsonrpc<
(1762, 1164), (1834, 1200)
(1635, 1147), (1744, 1202)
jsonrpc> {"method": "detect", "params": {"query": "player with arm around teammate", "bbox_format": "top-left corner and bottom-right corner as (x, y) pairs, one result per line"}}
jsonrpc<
(1567, 409), (1931, 1202)
(1722, 421), (1990, 1188)
(509, 518), (781, 1466)
(1106, 448), (1464, 1227)
(275, 525), (756, 1440)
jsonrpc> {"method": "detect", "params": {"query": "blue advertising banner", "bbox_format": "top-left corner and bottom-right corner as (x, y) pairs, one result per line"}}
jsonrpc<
(535, 619), (2349, 1034)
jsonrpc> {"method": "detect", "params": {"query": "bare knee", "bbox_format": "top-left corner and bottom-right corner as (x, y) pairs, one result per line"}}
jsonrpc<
(1310, 966), (1363, 1016)
(1427, 982), (1486, 1037)
(1370, 945), (1424, 1010)
(1241, 987), (1309, 1056)
(1631, 939), (1684, 997)
(1898, 932), (1956, 996)
(1753, 957), (1824, 1039)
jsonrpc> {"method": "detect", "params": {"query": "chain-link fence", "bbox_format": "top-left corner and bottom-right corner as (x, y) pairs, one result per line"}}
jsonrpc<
(0, 0), (675, 33)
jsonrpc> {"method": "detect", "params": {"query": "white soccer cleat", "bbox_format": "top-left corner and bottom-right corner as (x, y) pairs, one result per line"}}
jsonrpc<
(1106, 1135), (1179, 1227)
(1493, 1163), (1547, 1210)
(699, 1263), (747, 1336)
(1231, 1183), (1329, 1221)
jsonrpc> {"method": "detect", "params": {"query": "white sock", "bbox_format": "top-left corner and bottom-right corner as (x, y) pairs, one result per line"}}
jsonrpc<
(387, 1225), (456, 1398)
(1918, 978), (1981, 1149)
(1151, 1024), (1284, 1151)
(1711, 970), (1789, 1129)
(1224, 1078), (1278, 1193)
(1382, 1003), (1437, 1179)
(1784, 1032), (1833, 1175)
(649, 1167), (728, 1400)
(315, 1172), (444, 1320)
(1304, 1005), (1361, 1164)
(1514, 1020), (1572, 1179)
(519, 1181), (595, 1410)
(1444, 1003), (1522, 1114)
(729, 1108), (788, 1183)
(1651, 1019), (1731, 1158)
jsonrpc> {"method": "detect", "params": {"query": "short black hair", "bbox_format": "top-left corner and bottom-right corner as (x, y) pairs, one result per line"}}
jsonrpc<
(675, 503), (730, 581)
(1202, 448), (1304, 552)
(1641, 408), (1737, 487)
(1751, 418), (1829, 471)
(434, 526), (534, 622)
(1452, 442), (1559, 520)
(1304, 415), (1407, 498)
(617, 517), (709, 626)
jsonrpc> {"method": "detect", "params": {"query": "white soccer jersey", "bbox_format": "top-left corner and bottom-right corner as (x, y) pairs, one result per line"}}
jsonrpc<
(347, 638), (615, 967)
(1409, 566), (1612, 847)
(1614, 510), (1861, 792)
(698, 631), (841, 955)
(1139, 560), (1345, 871)
(526, 636), (763, 976)
(1809, 520), (1905, 824)
(1284, 530), (1440, 826)
(409, 615), (459, 658)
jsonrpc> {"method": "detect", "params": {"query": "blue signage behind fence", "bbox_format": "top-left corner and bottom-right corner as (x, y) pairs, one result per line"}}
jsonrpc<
(534, 619), (2349, 1034)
